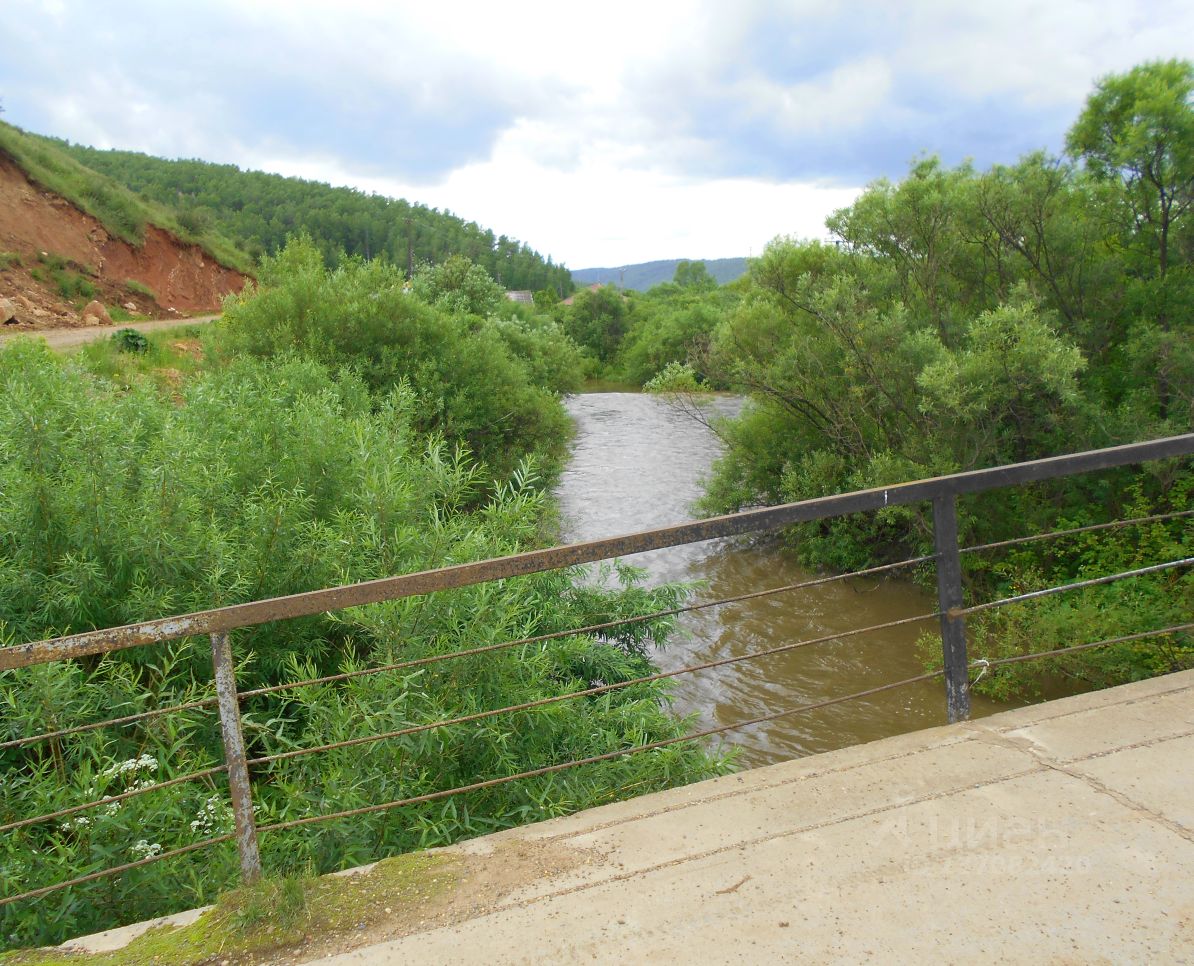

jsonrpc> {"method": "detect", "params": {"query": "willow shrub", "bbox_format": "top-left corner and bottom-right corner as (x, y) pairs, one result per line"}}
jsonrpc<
(0, 343), (726, 950)
(213, 236), (574, 482)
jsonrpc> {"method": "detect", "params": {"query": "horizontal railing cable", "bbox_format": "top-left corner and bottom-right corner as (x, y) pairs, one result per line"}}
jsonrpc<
(257, 620), (1194, 837)
(247, 612), (940, 768)
(0, 559), (927, 754)
(6, 516), (1184, 752)
(7, 622), (1189, 907)
(955, 558), (1194, 617)
(237, 556), (932, 703)
(257, 670), (945, 835)
(0, 765), (228, 834)
(0, 832), (236, 908)
(973, 623), (1194, 671)
(0, 696), (217, 753)
(961, 509), (1194, 556)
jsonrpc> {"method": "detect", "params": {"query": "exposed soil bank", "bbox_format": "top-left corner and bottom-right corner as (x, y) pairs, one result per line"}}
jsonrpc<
(0, 152), (246, 330)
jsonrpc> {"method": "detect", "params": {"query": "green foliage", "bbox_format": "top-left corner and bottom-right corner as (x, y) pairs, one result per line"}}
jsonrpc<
(123, 279), (156, 300)
(695, 61), (1194, 694)
(29, 252), (96, 303)
(484, 314), (586, 395)
(617, 286), (732, 386)
(411, 254), (505, 318)
(1066, 58), (1194, 421)
(563, 285), (629, 364)
(0, 341), (725, 950)
(672, 259), (718, 290)
(0, 121), (252, 276)
(49, 139), (571, 294)
(0, 252), (21, 270)
(112, 328), (148, 353)
(644, 362), (701, 394)
(214, 236), (575, 479)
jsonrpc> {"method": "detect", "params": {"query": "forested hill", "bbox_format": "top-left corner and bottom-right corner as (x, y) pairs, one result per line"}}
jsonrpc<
(52, 141), (573, 293)
(572, 257), (747, 291)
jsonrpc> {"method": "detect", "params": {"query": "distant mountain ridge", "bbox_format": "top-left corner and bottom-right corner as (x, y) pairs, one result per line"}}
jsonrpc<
(572, 257), (748, 291)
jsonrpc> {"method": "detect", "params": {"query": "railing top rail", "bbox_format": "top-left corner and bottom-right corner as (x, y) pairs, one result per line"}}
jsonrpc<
(2, 432), (1191, 672)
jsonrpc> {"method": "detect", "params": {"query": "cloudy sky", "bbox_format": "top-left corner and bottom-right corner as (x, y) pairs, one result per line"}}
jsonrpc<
(1, 1), (1191, 267)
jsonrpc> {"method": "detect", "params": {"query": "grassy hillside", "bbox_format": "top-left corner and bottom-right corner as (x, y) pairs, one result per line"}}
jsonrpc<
(0, 121), (254, 275)
(54, 141), (574, 294)
(572, 257), (748, 291)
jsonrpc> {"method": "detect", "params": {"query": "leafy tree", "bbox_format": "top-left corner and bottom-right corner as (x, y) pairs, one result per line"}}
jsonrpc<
(564, 285), (629, 364)
(216, 237), (572, 479)
(673, 259), (717, 290)
(693, 63), (1193, 696)
(411, 253), (505, 318)
(1066, 58), (1194, 421)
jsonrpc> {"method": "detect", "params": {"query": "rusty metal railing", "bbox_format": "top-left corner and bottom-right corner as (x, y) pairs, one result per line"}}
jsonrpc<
(1, 432), (1192, 906)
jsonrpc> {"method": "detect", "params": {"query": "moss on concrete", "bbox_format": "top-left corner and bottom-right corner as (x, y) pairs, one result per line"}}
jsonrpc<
(0, 851), (460, 966)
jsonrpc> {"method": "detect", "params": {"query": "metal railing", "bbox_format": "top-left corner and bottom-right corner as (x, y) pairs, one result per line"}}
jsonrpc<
(2, 432), (1192, 906)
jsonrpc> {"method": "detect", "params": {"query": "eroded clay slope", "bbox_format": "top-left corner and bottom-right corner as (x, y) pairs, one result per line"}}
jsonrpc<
(0, 152), (247, 329)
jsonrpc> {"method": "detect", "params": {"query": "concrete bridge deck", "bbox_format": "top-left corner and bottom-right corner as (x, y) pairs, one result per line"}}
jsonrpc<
(326, 670), (1194, 964)
(70, 669), (1194, 963)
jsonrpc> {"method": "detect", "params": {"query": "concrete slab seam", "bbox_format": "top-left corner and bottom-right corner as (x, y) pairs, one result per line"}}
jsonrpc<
(971, 720), (1194, 843)
(482, 765), (1043, 919)
(528, 733), (980, 846)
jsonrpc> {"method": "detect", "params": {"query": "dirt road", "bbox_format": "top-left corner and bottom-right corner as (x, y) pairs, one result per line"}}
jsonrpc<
(0, 315), (220, 350)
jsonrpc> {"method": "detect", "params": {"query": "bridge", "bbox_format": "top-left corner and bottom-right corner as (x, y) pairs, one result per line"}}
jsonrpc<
(3, 433), (1192, 961)
(60, 668), (1194, 962)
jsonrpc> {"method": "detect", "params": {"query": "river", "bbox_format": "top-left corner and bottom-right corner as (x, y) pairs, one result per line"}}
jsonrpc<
(556, 391), (1010, 768)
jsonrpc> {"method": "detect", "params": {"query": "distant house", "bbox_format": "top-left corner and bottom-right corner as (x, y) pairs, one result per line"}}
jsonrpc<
(505, 290), (534, 304)
(561, 283), (604, 306)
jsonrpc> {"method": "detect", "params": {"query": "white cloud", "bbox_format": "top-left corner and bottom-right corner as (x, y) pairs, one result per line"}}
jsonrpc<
(4, 0), (1193, 266)
(250, 120), (860, 266)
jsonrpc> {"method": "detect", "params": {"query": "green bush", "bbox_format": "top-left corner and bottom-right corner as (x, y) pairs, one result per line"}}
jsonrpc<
(215, 236), (576, 480)
(112, 327), (148, 352)
(29, 252), (96, 302)
(0, 341), (726, 949)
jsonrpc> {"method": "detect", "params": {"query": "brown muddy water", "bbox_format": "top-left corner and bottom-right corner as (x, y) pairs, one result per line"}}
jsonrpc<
(556, 392), (1014, 768)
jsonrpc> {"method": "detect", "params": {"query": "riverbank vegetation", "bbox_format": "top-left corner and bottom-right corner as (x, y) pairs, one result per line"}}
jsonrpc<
(554, 61), (1192, 698)
(2, 57), (1190, 954)
(0, 244), (719, 951)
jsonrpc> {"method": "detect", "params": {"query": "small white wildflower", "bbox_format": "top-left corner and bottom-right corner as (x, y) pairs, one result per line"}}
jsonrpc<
(130, 839), (162, 859)
(101, 754), (158, 781)
(58, 815), (91, 833)
(190, 794), (232, 835)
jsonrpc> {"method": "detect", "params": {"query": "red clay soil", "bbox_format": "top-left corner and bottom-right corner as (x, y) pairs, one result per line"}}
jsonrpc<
(0, 152), (247, 330)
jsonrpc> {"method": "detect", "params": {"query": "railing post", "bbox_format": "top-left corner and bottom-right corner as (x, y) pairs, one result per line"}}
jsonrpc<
(210, 630), (262, 884)
(932, 493), (970, 723)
